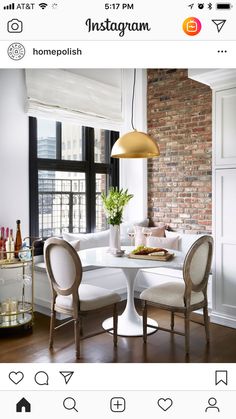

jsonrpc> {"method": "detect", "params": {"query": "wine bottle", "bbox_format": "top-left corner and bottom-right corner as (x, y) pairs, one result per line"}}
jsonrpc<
(6, 236), (11, 260)
(10, 229), (15, 260)
(4, 227), (9, 253)
(0, 227), (4, 259)
(15, 220), (22, 259)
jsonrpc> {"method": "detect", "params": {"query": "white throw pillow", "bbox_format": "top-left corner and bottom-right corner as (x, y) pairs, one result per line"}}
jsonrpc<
(165, 230), (180, 238)
(69, 239), (80, 251)
(134, 225), (166, 247)
(62, 230), (109, 250)
(165, 231), (204, 255)
(180, 234), (203, 255)
(146, 236), (180, 251)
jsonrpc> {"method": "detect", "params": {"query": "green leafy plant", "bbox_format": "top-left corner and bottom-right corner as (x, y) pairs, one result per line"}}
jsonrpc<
(101, 187), (134, 226)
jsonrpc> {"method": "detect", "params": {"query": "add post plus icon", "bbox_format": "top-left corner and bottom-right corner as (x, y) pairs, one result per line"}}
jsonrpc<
(183, 17), (202, 36)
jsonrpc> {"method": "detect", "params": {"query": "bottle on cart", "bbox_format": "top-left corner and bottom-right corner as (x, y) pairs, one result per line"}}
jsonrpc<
(10, 229), (15, 259)
(0, 227), (4, 259)
(15, 220), (22, 259)
(6, 229), (15, 260)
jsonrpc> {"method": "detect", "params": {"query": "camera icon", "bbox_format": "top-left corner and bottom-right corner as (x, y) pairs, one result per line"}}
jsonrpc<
(7, 19), (23, 33)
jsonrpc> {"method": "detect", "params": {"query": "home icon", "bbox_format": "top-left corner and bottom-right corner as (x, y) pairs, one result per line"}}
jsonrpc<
(16, 397), (31, 413)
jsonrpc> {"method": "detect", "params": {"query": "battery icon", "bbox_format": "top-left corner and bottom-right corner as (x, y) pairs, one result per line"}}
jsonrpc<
(216, 3), (233, 9)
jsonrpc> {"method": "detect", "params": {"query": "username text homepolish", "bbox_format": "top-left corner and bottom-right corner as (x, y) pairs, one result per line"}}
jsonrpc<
(85, 18), (151, 37)
(33, 48), (82, 56)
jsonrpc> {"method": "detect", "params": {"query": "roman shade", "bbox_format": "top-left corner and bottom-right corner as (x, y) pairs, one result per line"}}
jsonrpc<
(25, 69), (122, 127)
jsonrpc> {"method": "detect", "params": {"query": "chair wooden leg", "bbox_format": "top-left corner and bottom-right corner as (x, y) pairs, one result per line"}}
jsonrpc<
(49, 307), (56, 349)
(143, 301), (147, 344)
(113, 304), (118, 347)
(171, 311), (175, 331)
(74, 317), (80, 359)
(203, 305), (210, 344)
(80, 316), (84, 337)
(184, 311), (190, 355)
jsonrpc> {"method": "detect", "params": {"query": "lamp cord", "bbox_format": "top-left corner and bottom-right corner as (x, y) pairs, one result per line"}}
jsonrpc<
(131, 68), (136, 130)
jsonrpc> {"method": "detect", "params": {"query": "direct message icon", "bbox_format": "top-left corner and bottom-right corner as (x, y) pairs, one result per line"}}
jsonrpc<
(157, 398), (173, 411)
(59, 371), (74, 384)
(212, 19), (226, 33)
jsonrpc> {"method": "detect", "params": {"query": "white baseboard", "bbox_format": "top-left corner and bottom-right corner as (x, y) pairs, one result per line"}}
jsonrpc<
(210, 311), (236, 329)
(34, 303), (50, 316)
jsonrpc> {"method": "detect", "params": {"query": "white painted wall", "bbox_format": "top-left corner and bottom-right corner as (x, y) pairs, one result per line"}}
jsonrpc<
(119, 69), (148, 221)
(0, 70), (29, 238)
(189, 68), (236, 329)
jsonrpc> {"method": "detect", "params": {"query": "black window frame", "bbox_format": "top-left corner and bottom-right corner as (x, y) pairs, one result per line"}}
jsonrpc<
(29, 117), (119, 239)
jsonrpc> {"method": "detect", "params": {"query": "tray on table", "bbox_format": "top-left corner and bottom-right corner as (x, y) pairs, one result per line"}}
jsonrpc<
(128, 252), (174, 261)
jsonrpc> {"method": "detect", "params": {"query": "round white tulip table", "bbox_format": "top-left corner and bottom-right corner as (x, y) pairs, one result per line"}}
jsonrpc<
(78, 246), (184, 337)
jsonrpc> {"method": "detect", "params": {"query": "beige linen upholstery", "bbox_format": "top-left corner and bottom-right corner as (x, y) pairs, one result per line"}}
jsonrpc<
(141, 282), (204, 308)
(44, 237), (121, 359)
(140, 235), (213, 356)
(56, 284), (121, 311)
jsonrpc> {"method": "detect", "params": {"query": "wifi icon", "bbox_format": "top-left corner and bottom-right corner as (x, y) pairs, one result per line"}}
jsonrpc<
(39, 2), (48, 9)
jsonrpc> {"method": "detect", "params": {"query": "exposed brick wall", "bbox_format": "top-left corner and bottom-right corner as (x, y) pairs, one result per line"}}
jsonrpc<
(147, 69), (212, 233)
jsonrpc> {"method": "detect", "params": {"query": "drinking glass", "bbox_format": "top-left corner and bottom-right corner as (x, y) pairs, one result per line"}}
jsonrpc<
(142, 227), (152, 245)
(127, 227), (135, 247)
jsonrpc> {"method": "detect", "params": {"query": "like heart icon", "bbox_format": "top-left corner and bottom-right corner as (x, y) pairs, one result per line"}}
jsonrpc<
(157, 398), (173, 411)
(9, 371), (24, 385)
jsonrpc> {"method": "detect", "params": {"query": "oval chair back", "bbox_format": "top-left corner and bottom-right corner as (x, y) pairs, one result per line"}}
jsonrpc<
(183, 235), (213, 305)
(44, 237), (82, 302)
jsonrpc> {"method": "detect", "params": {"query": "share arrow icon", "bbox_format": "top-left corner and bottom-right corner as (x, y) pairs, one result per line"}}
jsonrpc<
(212, 19), (226, 33)
(59, 371), (74, 384)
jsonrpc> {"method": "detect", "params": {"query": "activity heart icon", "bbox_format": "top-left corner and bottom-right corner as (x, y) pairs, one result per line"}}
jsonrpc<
(157, 398), (173, 411)
(9, 371), (24, 385)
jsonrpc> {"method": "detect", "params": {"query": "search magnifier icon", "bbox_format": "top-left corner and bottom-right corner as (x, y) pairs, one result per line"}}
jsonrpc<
(63, 397), (78, 412)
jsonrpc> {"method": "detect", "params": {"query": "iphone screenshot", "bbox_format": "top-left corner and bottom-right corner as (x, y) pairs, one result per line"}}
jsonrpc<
(0, 0), (236, 417)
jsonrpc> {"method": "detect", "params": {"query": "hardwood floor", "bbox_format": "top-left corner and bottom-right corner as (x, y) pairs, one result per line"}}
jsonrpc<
(0, 302), (236, 363)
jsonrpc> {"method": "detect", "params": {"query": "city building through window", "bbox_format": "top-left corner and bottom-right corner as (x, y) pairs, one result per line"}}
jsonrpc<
(29, 117), (119, 238)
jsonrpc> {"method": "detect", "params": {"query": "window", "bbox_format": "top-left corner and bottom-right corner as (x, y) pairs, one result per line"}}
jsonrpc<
(29, 117), (119, 238)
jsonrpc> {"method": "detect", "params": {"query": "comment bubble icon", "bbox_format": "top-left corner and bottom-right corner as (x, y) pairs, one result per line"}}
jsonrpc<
(34, 371), (49, 386)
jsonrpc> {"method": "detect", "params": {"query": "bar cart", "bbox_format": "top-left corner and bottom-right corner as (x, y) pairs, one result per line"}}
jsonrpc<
(0, 239), (34, 330)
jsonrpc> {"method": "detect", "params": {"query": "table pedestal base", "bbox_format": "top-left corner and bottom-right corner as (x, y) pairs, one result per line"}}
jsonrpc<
(102, 316), (158, 337)
(103, 267), (158, 336)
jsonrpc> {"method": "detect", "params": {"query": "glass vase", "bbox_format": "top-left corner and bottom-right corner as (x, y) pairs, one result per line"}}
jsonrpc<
(109, 224), (121, 253)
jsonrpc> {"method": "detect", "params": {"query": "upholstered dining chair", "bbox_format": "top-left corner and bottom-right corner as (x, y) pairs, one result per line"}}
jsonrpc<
(44, 237), (121, 359)
(140, 235), (213, 355)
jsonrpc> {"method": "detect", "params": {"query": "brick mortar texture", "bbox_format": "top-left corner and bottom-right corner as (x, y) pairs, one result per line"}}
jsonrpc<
(147, 69), (212, 234)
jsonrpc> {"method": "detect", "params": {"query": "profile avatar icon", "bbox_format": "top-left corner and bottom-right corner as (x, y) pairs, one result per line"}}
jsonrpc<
(7, 43), (25, 60)
(205, 397), (220, 412)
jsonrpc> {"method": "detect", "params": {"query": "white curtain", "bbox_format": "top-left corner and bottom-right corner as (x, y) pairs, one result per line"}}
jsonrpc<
(25, 69), (123, 127)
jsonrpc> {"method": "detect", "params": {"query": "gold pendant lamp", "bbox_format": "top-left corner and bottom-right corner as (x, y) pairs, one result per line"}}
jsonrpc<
(111, 69), (160, 159)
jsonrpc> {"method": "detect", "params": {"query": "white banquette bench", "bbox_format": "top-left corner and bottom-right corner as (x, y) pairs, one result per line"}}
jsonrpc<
(34, 222), (212, 314)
